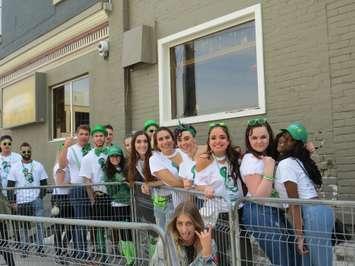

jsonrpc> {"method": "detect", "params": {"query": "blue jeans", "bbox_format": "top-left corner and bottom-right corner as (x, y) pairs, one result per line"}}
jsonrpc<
(153, 201), (173, 230)
(302, 204), (334, 266)
(18, 198), (44, 248)
(242, 202), (303, 266)
(69, 186), (90, 256)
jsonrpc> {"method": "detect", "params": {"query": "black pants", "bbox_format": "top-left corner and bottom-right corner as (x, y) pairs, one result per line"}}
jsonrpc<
(214, 209), (253, 266)
(0, 222), (15, 266)
(51, 194), (74, 255)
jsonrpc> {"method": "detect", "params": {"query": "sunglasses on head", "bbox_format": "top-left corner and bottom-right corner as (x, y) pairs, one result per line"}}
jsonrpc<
(1, 142), (11, 147)
(208, 122), (227, 130)
(21, 150), (31, 155)
(247, 117), (267, 126)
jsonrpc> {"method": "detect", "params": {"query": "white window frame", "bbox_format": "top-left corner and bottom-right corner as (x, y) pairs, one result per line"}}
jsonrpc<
(158, 4), (265, 127)
(50, 75), (89, 142)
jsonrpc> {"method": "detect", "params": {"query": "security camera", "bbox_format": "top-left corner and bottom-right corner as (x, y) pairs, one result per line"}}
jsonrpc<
(97, 40), (109, 58)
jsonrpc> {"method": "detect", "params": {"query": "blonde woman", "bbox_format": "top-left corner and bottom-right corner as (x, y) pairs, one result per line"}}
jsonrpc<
(150, 201), (217, 266)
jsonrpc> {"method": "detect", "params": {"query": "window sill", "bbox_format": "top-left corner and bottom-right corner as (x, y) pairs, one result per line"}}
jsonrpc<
(160, 107), (265, 127)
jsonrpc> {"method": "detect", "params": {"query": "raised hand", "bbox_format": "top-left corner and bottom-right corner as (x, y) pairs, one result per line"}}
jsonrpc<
(195, 224), (213, 257)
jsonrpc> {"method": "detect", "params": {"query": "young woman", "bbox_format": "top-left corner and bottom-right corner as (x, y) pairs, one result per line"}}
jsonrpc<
(150, 200), (217, 266)
(240, 117), (301, 266)
(103, 145), (135, 264)
(148, 127), (190, 229)
(275, 122), (334, 266)
(194, 123), (252, 266)
(127, 130), (156, 223)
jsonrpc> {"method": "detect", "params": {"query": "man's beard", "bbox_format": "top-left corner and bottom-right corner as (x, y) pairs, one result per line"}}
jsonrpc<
(22, 155), (31, 161)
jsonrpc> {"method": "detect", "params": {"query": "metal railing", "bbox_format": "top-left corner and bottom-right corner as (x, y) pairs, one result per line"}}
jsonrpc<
(0, 182), (354, 265)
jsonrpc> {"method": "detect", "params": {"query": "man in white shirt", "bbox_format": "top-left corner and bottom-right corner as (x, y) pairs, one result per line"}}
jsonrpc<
(58, 124), (91, 259)
(7, 142), (48, 254)
(79, 124), (109, 256)
(0, 135), (22, 196)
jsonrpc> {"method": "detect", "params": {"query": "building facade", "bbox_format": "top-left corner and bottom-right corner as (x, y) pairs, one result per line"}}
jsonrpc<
(0, 0), (354, 199)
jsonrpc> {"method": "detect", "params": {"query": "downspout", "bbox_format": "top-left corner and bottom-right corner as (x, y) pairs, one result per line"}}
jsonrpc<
(122, 0), (132, 135)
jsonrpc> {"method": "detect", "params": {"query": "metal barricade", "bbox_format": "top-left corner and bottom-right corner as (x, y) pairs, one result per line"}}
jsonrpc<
(233, 197), (355, 266)
(0, 214), (171, 265)
(132, 182), (237, 266)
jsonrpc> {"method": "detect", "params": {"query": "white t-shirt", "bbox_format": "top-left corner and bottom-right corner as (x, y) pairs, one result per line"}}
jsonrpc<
(79, 149), (107, 193)
(8, 160), (48, 204)
(178, 153), (196, 182)
(0, 152), (22, 195)
(52, 163), (71, 195)
(195, 159), (243, 206)
(149, 149), (186, 206)
(240, 153), (281, 208)
(275, 158), (318, 200)
(67, 144), (89, 184)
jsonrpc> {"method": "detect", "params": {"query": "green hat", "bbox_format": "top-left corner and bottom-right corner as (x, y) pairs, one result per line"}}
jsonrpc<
(107, 145), (123, 157)
(144, 119), (159, 131)
(91, 124), (108, 136)
(281, 122), (308, 143)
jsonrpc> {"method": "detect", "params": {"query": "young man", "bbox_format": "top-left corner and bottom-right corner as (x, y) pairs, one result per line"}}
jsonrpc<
(58, 124), (91, 259)
(7, 142), (48, 254)
(79, 124), (109, 257)
(0, 135), (22, 196)
(105, 124), (115, 147)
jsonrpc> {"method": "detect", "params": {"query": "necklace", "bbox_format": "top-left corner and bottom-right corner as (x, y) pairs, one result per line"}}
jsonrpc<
(164, 149), (178, 159)
(22, 161), (34, 183)
(212, 154), (226, 162)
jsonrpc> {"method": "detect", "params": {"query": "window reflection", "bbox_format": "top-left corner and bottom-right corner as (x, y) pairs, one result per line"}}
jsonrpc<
(170, 21), (258, 119)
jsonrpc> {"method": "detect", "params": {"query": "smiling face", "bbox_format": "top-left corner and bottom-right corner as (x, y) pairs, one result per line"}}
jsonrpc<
(177, 131), (196, 154)
(277, 131), (296, 155)
(109, 155), (121, 166)
(208, 127), (230, 156)
(156, 130), (175, 154)
(0, 138), (12, 154)
(93, 132), (106, 148)
(106, 128), (114, 145)
(77, 129), (90, 146)
(248, 126), (270, 153)
(176, 214), (195, 245)
(134, 134), (149, 158)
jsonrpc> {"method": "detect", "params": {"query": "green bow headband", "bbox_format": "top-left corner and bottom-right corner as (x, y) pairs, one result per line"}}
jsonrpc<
(175, 121), (197, 137)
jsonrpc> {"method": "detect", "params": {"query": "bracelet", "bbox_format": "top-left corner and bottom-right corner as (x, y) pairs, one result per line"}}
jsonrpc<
(263, 175), (274, 181)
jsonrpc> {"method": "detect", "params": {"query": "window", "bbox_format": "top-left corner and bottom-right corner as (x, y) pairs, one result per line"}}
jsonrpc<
(51, 76), (90, 140)
(158, 4), (265, 126)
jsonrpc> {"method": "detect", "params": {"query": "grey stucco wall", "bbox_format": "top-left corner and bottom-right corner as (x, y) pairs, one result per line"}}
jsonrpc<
(0, 0), (97, 59)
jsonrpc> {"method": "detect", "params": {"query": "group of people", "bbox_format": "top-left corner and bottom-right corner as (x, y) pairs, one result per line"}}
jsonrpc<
(0, 118), (335, 266)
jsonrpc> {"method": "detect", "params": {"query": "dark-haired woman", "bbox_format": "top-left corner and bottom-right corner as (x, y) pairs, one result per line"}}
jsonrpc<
(240, 117), (301, 266)
(275, 122), (334, 266)
(149, 127), (192, 229)
(194, 123), (252, 266)
(103, 145), (135, 264)
(127, 131), (156, 223)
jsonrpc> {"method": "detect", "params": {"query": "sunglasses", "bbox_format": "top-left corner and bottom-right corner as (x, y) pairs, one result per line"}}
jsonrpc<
(1, 142), (11, 147)
(247, 117), (267, 126)
(21, 150), (31, 155)
(148, 129), (156, 133)
(209, 122), (227, 129)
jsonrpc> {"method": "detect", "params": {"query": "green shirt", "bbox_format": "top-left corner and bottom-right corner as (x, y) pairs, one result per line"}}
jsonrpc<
(104, 168), (130, 205)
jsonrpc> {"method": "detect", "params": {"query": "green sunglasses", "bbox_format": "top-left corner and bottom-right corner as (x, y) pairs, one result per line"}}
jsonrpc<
(247, 117), (267, 126)
(209, 122), (228, 129)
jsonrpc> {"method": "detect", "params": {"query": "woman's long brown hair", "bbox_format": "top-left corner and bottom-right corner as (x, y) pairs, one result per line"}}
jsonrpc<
(127, 130), (156, 184)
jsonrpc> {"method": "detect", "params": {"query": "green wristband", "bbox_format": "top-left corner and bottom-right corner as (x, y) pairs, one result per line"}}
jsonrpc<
(263, 175), (274, 181)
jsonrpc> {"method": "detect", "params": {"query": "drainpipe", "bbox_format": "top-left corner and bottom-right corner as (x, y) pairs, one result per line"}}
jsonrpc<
(122, 0), (132, 135)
